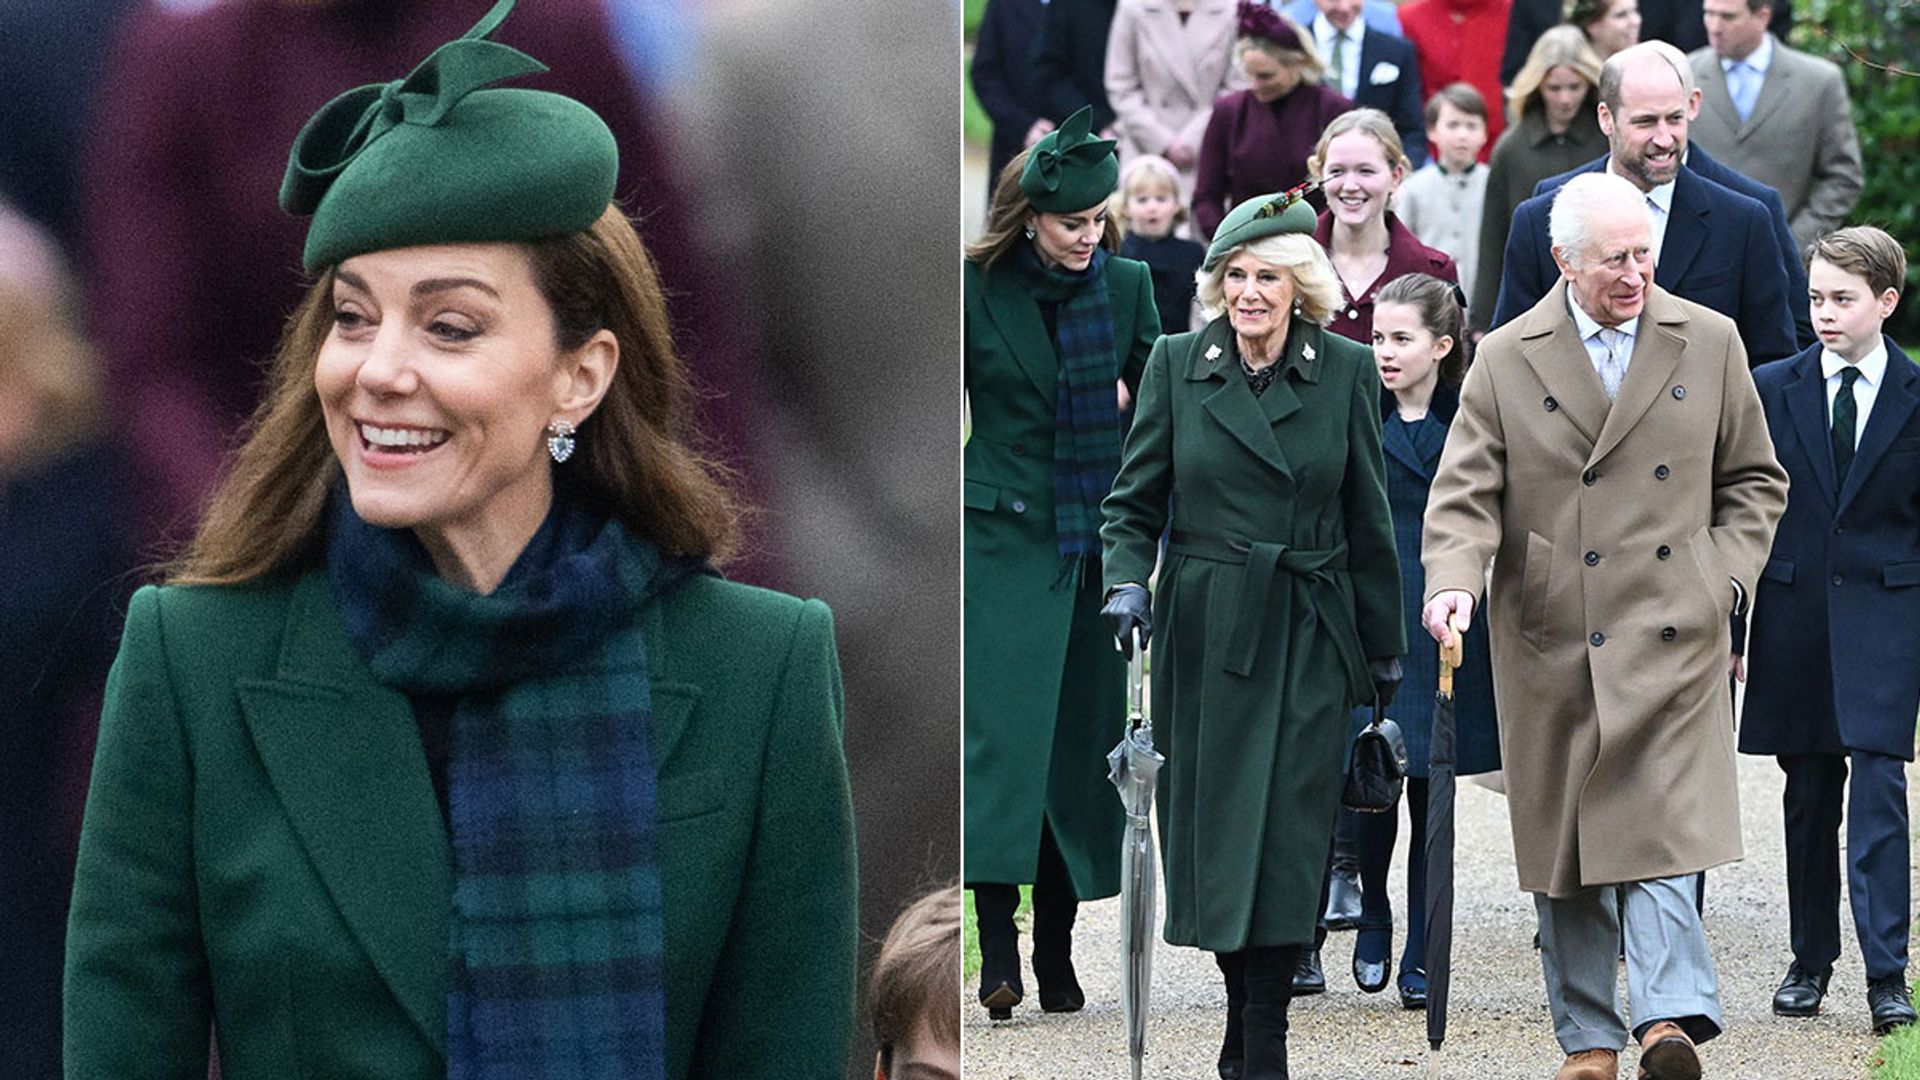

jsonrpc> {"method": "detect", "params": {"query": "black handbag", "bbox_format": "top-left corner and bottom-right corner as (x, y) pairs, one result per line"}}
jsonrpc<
(1342, 699), (1407, 812)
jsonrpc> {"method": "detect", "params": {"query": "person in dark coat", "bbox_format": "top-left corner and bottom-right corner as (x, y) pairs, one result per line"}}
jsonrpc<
(1490, 43), (1796, 365)
(1035, 0), (1121, 133)
(964, 106), (1158, 1022)
(1100, 190), (1404, 1080)
(1354, 273), (1499, 1012)
(1473, 26), (1606, 336)
(1300, 0), (1430, 167)
(1193, 4), (1352, 239)
(972, 0), (1057, 205)
(1744, 226), (1920, 1035)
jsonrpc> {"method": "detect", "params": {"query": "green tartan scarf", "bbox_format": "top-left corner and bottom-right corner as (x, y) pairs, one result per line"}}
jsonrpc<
(1013, 242), (1120, 586)
(326, 488), (701, 1080)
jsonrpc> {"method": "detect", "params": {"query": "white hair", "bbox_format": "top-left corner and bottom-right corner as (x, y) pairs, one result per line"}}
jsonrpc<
(1549, 172), (1653, 268)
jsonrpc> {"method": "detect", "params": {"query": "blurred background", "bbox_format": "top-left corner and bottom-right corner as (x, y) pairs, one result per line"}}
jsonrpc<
(0, 1), (959, 1077)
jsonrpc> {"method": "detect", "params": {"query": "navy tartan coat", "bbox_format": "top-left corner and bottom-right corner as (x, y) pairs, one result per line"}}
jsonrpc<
(1374, 383), (1500, 776)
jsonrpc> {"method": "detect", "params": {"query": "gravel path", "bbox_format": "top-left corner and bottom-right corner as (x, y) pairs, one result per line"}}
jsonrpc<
(963, 751), (1917, 1079)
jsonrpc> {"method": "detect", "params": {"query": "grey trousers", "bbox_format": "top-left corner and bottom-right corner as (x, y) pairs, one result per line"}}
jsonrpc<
(1535, 876), (1725, 1053)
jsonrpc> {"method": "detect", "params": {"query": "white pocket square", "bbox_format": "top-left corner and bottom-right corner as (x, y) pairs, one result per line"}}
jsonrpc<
(1369, 62), (1399, 85)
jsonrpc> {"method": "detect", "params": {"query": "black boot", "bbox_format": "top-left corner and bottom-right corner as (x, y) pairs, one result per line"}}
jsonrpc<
(1031, 828), (1084, 1012)
(1216, 951), (1248, 1079)
(1243, 944), (1302, 1080)
(971, 883), (1023, 1019)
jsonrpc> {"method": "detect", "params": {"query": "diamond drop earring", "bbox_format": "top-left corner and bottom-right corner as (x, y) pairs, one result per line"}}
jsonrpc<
(546, 419), (577, 463)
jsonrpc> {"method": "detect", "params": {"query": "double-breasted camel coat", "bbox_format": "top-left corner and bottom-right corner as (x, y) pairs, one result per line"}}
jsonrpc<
(1422, 282), (1787, 898)
(963, 254), (1158, 895)
(1101, 316), (1403, 950)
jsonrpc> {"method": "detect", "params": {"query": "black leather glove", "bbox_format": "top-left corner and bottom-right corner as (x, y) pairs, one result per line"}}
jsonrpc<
(1100, 584), (1152, 659)
(1368, 656), (1404, 710)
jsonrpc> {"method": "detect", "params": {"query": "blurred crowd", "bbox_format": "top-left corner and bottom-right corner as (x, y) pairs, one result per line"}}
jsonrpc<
(0, 2), (958, 1078)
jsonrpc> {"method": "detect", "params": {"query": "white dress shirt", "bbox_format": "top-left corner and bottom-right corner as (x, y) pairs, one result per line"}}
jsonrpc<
(1603, 164), (1676, 265)
(1823, 338), (1888, 450)
(1312, 13), (1364, 101)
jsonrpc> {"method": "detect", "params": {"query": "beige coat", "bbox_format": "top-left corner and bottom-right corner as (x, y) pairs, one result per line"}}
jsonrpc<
(1104, 0), (1245, 199)
(1422, 282), (1787, 897)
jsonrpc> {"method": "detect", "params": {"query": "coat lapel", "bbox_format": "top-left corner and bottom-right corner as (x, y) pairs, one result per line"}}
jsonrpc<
(1190, 318), (1293, 477)
(1657, 170), (1709, 287)
(1140, 0), (1205, 106)
(982, 265), (1058, 399)
(1516, 281), (1609, 450)
(236, 573), (451, 1052)
(1782, 348), (1839, 511)
(1740, 54), (1790, 139)
(1838, 340), (1920, 515)
(1591, 290), (1686, 465)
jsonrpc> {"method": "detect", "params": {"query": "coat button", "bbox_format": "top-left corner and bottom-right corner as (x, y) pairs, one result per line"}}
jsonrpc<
(1835, 523), (1845, 534)
(1347, 308), (1359, 320)
(1583, 469), (1598, 486)
(1655, 464), (1670, 480)
(1012, 443), (1027, 456)
(1672, 385), (1686, 399)
(1590, 631), (1606, 647)
(1832, 573), (1844, 586)
(1661, 627), (1677, 641)
(1011, 500), (1027, 514)
(1544, 396), (1559, 412)
(1657, 545), (1672, 559)
(1585, 551), (1600, 566)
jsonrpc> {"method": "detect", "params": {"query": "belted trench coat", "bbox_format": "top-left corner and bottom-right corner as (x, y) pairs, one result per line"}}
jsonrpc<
(1422, 282), (1787, 897)
(1101, 316), (1403, 950)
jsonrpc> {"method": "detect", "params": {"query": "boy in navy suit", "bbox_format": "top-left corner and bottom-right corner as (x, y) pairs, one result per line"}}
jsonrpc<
(1746, 226), (1920, 1034)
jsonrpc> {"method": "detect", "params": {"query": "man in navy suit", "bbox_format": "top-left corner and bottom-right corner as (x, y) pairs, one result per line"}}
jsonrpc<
(1490, 42), (1797, 365)
(1300, 0), (1428, 167)
(1745, 226), (1920, 1036)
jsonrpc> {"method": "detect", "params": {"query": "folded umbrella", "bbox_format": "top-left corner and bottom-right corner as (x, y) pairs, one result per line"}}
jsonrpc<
(1424, 616), (1464, 1078)
(1107, 631), (1163, 1080)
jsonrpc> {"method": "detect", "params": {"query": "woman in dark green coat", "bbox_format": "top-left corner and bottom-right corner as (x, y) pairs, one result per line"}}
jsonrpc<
(963, 106), (1159, 1021)
(64, 6), (856, 1078)
(1099, 190), (1404, 1080)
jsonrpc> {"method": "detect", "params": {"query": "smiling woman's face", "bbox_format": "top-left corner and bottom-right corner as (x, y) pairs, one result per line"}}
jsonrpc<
(314, 242), (574, 554)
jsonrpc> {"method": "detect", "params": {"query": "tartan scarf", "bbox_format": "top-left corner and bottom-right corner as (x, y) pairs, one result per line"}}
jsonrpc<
(1013, 242), (1120, 585)
(326, 487), (700, 1080)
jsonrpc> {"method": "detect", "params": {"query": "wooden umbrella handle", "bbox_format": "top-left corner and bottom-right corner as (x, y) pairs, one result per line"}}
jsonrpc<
(1438, 612), (1465, 692)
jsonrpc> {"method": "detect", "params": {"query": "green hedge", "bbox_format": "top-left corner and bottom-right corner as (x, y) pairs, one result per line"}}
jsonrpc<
(1791, 1), (1920, 343)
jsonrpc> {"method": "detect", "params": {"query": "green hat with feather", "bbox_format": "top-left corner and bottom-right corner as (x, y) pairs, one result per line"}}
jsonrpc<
(1202, 183), (1321, 271)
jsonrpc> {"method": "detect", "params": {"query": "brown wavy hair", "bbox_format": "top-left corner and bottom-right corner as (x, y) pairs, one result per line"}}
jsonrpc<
(168, 205), (742, 585)
(965, 149), (1122, 269)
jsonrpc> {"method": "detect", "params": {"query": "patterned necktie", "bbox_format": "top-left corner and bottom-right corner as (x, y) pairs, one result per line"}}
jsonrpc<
(1598, 328), (1627, 401)
(1730, 61), (1759, 123)
(1330, 30), (1348, 94)
(1833, 365), (1861, 485)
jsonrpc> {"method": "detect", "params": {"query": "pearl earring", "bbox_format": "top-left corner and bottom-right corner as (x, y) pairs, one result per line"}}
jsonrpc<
(547, 419), (577, 463)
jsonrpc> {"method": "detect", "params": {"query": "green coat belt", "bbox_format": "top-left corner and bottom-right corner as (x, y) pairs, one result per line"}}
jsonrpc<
(65, 570), (857, 1079)
(962, 254), (1158, 893)
(1101, 317), (1403, 950)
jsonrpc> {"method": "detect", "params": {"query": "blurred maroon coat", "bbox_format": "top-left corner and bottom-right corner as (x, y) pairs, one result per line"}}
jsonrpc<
(1191, 83), (1351, 239)
(82, 0), (776, 583)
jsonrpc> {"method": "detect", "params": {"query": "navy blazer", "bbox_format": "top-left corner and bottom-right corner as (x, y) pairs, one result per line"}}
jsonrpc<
(1372, 384), (1500, 776)
(971, 0), (1054, 193)
(1743, 338), (1920, 760)
(1351, 29), (1428, 169)
(1035, 0), (1118, 131)
(1490, 160), (1797, 365)
(1678, 144), (1815, 351)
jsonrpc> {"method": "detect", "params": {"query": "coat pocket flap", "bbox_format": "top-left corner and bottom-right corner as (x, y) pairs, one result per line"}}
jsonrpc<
(963, 478), (1000, 511)
(1883, 560), (1920, 588)
(1760, 558), (1794, 584)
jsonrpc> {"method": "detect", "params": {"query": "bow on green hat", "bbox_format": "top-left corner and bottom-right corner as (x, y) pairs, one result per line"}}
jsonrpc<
(1019, 106), (1119, 214)
(281, 0), (617, 272)
(1202, 182), (1321, 271)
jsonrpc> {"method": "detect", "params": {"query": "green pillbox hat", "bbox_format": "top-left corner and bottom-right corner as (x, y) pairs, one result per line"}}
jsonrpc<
(1020, 106), (1120, 214)
(1202, 183), (1320, 271)
(280, 0), (617, 272)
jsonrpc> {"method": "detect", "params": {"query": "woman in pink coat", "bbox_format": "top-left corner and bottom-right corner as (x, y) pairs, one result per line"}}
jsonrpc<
(1105, 0), (1247, 206)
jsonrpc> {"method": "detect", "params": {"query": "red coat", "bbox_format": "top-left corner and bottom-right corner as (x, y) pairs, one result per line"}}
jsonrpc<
(1397, 0), (1512, 162)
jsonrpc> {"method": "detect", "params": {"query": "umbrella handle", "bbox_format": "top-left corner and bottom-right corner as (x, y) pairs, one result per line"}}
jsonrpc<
(1127, 629), (1145, 725)
(1438, 612), (1464, 690)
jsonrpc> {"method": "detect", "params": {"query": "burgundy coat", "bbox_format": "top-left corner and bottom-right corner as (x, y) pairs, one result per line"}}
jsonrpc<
(1314, 211), (1458, 346)
(1192, 84), (1351, 239)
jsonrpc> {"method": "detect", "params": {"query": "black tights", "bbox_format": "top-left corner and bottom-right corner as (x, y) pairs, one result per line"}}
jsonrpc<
(1217, 943), (1303, 1080)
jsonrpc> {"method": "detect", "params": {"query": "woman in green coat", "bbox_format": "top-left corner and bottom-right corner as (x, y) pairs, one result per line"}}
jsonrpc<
(1099, 190), (1404, 1080)
(64, 5), (856, 1078)
(962, 106), (1159, 1020)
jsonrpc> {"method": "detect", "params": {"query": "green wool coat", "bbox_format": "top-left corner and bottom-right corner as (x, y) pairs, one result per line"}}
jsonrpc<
(1101, 317), (1404, 951)
(65, 570), (857, 1080)
(963, 252), (1158, 893)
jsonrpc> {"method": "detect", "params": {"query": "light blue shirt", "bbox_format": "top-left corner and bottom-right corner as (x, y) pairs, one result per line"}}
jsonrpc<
(1720, 31), (1774, 123)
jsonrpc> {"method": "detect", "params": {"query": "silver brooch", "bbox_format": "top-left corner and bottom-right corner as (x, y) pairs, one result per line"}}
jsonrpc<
(1302, 341), (1316, 361)
(1206, 344), (1222, 361)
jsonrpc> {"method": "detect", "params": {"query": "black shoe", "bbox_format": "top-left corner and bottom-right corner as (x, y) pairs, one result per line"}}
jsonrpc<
(1397, 968), (1427, 1010)
(1869, 974), (1917, 1034)
(1324, 868), (1362, 931)
(1771, 961), (1830, 1017)
(1291, 947), (1326, 996)
(1352, 949), (1389, 994)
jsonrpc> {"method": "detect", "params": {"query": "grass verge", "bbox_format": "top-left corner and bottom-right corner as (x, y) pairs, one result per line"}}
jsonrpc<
(961, 884), (1032, 982)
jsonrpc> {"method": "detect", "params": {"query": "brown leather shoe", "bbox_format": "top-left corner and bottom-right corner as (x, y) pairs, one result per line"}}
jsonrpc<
(1556, 1048), (1619, 1080)
(1636, 1021), (1701, 1080)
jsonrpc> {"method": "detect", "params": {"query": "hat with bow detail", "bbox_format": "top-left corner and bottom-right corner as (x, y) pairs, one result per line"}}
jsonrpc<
(280, 0), (617, 272)
(1019, 105), (1119, 214)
